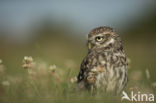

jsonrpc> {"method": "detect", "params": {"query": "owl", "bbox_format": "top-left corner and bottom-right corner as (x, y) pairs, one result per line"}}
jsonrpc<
(77, 26), (128, 94)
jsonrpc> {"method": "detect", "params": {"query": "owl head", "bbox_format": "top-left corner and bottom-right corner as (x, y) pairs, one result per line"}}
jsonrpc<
(88, 26), (122, 51)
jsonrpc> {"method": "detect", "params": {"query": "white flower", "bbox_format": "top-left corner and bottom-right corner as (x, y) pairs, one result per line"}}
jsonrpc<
(145, 69), (150, 80)
(23, 56), (34, 69)
(2, 81), (10, 86)
(49, 65), (56, 73)
(23, 56), (33, 63)
(70, 76), (77, 83)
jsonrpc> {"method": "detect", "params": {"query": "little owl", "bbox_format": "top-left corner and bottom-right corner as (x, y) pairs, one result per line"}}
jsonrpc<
(77, 26), (128, 94)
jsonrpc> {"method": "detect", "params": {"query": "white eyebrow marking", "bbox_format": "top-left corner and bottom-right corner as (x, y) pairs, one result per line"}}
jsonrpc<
(108, 38), (114, 44)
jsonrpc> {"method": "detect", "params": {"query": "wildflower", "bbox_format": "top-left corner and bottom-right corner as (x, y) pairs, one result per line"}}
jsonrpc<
(49, 65), (56, 74)
(145, 69), (150, 80)
(70, 76), (77, 83)
(23, 56), (35, 69)
(24, 56), (33, 63)
(2, 81), (10, 86)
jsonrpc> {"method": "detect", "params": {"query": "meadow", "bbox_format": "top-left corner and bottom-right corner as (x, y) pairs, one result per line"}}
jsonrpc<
(0, 13), (156, 102)
(0, 30), (156, 103)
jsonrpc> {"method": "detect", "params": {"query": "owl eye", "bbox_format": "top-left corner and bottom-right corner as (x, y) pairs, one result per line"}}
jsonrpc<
(95, 36), (103, 42)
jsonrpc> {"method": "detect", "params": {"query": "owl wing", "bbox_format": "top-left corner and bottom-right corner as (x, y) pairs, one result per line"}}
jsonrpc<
(77, 57), (88, 83)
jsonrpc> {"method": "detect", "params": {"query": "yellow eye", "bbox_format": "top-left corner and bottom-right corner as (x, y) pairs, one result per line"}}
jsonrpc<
(96, 36), (103, 42)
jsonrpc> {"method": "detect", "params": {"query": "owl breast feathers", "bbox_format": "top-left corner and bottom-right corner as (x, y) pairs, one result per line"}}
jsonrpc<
(77, 26), (128, 94)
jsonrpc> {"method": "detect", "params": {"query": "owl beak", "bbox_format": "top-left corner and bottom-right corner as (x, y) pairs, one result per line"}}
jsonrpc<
(88, 42), (92, 49)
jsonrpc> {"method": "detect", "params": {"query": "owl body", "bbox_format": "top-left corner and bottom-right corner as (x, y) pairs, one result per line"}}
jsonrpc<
(77, 26), (128, 94)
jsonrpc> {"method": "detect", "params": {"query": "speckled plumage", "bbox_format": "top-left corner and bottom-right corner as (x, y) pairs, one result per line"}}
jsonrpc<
(77, 26), (128, 94)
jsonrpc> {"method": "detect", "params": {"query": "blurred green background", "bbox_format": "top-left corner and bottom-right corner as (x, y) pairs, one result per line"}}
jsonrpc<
(0, 1), (156, 103)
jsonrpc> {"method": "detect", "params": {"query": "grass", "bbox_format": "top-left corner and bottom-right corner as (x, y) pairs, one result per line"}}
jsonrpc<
(0, 35), (156, 103)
